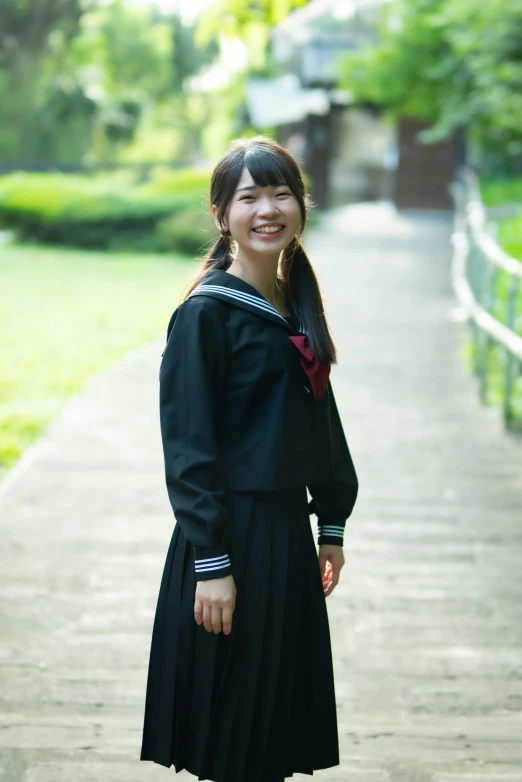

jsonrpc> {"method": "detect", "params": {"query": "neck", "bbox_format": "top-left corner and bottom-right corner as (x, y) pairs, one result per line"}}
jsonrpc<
(226, 253), (288, 314)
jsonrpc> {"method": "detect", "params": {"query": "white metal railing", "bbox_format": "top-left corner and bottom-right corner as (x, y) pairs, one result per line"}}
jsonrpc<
(450, 166), (522, 428)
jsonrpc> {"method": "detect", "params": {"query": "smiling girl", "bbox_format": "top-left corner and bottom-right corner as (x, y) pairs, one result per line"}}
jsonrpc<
(140, 135), (359, 782)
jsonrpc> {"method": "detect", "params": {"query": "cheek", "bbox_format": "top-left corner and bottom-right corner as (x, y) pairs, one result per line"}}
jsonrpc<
(284, 204), (302, 226)
(230, 206), (252, 231)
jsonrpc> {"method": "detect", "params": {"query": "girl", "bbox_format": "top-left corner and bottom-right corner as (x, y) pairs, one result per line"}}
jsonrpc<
(140, 135), (359, 782)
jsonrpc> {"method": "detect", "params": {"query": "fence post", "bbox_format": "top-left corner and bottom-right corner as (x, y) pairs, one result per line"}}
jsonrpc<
(503, 275), (519, 425)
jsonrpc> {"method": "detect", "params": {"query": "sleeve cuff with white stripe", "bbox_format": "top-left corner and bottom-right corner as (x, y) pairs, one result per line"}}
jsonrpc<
(193, 545), (233, 581)
(317, 522), (345, 546)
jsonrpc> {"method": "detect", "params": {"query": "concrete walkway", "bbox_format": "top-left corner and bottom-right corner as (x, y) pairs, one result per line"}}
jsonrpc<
(1, 202), (521, 782)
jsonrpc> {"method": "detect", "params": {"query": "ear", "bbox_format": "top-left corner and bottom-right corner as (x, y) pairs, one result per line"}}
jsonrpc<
(211, 204), (228, 234)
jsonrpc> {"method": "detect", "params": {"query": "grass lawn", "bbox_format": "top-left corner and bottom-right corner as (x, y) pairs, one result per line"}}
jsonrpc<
(0, 242), (196, 482)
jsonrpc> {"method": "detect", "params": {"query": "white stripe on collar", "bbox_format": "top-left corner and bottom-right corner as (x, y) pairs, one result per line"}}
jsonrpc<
(188, 284), (288, 323)
(188, 282), (309, 334)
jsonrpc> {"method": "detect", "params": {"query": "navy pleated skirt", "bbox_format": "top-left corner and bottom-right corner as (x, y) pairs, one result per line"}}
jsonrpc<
(140, 485), (340, 782)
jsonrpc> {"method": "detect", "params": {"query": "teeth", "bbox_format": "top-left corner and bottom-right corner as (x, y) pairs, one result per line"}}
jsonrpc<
(253, 226), (283, 234)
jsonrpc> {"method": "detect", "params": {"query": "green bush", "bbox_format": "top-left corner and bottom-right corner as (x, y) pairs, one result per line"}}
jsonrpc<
(155, 208), (218, 255)
(141, 166), (212, 199)
(0, 171), (210, 253)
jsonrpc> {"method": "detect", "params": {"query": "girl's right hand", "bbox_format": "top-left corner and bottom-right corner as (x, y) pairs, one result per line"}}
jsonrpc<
(194, 574), (237, 635)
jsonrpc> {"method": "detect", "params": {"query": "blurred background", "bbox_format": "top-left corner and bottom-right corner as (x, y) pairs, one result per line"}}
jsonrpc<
(1, 0), (521, 478)
(2, 4), (522, 780)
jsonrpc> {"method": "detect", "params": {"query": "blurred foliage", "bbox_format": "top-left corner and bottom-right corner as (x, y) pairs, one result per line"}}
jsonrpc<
(0, 0), (310, 170)
(496, 213), (522, 263)
(480, 178), (522, 208)
(338, 0), (522, 174)
(0, 0), (86, 161)
(141, 166), (212, 197)
(0, 0), (219, 164)
(155, 209), (217, 255)
(0, 169), (216, 254)
(186, 0), (310, 159)
(196, 0), (308, 70)
(0, 0), (309, 168)
(4, 0), (521, 176)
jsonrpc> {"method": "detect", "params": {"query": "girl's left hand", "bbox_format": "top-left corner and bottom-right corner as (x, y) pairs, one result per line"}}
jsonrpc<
(318, 544), (345, 597)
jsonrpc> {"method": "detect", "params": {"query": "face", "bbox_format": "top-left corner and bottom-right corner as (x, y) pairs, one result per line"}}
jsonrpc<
(212, 165), (302, 257)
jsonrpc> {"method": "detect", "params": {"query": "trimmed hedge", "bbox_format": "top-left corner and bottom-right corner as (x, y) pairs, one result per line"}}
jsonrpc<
(0, 169), (216, 255)
(155, 209), (217, 255)
(141, 167), (212, 198)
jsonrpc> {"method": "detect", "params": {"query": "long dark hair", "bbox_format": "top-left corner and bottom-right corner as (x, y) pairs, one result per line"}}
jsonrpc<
(183, 135), (337, 364)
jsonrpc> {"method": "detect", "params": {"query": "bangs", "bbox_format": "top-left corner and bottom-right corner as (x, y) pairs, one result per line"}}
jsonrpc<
(243, 147), (292, 188)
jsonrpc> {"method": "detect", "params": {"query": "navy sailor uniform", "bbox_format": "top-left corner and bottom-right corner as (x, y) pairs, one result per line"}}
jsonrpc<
(140, 268), (359, 781)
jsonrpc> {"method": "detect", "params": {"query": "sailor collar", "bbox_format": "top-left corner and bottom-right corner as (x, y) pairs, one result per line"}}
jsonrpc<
(187, 269), (305, 334)
(185, 268), (331, 399)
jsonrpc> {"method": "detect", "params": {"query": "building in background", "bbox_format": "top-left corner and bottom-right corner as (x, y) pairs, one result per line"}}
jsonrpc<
(245, 0), (462, 209)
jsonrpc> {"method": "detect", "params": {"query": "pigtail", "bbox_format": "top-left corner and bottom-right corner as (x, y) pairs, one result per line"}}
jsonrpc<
(279, 239), (337, 365)
(182, 233), (232, 300)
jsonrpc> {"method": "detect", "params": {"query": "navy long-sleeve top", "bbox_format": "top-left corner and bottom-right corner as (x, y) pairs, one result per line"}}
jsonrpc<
(159, 268), (359, 580)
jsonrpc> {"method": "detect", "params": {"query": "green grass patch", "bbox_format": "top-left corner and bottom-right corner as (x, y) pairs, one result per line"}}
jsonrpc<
(480, 177), (522, 207)
(0, 243), (196, 482)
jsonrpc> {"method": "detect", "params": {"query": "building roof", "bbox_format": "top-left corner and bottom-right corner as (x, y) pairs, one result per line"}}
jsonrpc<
(245, 74), (331, 127)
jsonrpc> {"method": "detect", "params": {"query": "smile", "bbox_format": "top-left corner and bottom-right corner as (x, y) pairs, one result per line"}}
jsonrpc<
(252, 225), (285, 234)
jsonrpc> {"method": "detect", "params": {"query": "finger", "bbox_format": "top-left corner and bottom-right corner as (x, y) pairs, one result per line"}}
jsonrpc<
(211, 604), (222, 635)
(324, 578), (335, 597)
(202, 602), (212, 633)
(322, 561), (333, 581)
(331, 563), (341, 588)
(194, 596), (203, 625)
(221, 604), (233, 636)
(325, 566), (341, 596)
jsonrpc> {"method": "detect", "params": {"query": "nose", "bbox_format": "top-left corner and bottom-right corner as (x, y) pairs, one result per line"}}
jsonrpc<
(256, 196), (280, 216)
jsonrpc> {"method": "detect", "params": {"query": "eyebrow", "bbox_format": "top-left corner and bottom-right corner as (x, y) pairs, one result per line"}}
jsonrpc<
(234, 184), (287, 194)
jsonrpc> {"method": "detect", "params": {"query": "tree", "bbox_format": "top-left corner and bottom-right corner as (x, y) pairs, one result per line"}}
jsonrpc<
(195, 0), (309, 72)
(337, 0), (522, 173)
(0, 0), (87, 162)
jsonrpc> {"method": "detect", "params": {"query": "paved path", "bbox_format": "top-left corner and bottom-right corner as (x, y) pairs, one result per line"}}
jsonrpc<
(1, 203), (521, 782)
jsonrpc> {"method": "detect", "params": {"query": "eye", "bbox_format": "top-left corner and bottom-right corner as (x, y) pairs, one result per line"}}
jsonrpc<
(277, 191), (291, 197)
(239, 195), (254, 200)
